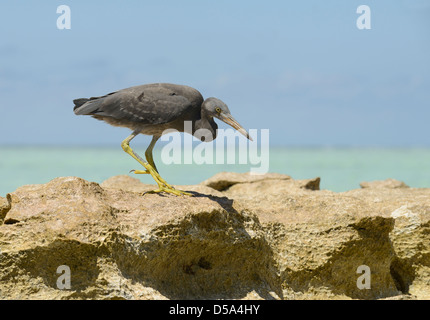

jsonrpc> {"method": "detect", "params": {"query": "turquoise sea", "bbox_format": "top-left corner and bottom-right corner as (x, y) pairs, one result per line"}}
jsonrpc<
(0, 146), (429, 197)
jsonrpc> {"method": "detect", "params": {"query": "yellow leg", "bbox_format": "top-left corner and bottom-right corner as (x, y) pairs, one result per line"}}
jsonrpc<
(121, 132), (192, 196)
(145, 135), (159, 173)
(127, 134), (174, 188)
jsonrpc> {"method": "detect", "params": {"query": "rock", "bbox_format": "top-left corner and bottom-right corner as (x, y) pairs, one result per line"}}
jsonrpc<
(360, 179), (409, 189)
(342, 187), (430, 299)
(0, 195), (11, 223)
(0, 176), (279, 300)
(0, 173), (429, 300)
(209, 176), (395, 299)
(101, 175), (150, 192)
(205, 174), (430, 299)
(299, 177), (321, 190)
(200, 171), (291, 191)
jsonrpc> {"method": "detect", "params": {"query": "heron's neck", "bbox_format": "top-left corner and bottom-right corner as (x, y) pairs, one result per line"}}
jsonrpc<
(195, 110), (217, 141)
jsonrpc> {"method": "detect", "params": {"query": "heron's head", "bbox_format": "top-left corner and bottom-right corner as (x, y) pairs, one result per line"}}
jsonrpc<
(202, 97), (252, 141)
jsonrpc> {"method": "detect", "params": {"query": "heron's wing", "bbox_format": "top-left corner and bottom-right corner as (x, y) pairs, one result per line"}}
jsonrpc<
(74, 83), (203, 125)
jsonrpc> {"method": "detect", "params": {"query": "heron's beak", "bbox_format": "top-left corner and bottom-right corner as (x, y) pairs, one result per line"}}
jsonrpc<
(219, 113), (253, 141)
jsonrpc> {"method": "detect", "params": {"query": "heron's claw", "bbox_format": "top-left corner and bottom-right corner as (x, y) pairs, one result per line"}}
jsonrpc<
(146, 174), (192, 196)
(143, 186), (193, 196)
(130, 169), (150, 174)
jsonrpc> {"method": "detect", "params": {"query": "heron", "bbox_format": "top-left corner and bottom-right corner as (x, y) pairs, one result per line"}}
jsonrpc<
(73, 83), (252, 196)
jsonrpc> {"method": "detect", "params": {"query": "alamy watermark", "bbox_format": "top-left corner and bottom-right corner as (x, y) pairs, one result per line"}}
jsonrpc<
(356, 265), (371, 290)
(158, 122), (269, 174)
(57, 4), (371, 31)
(57, 5), (71, 30)
(356, 5), (371, 30)
(56, 265), (71, 290)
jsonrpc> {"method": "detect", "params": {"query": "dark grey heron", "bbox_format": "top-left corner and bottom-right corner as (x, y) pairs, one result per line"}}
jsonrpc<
(73, 83), (252, 196)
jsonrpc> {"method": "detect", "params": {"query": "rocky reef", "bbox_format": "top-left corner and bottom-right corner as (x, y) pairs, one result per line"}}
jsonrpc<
(0, 172), (429, 299)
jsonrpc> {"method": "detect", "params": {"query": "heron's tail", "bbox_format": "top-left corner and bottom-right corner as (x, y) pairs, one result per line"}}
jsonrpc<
(73, 98), (90, 111)
(73, 98), (104, 115)
(73, 91), (117, 115)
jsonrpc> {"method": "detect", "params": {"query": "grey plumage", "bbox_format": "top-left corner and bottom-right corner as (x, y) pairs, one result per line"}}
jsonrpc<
(74, 83), (201, 127)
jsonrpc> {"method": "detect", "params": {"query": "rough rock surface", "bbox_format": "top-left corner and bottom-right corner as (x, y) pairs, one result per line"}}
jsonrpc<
(360, 178), (409, 189)
(0, 173), (429, 300)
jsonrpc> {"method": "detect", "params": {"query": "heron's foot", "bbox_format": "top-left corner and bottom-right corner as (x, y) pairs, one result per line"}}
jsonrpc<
(144, 185), (193, 197)
(131, 165), (191, 196)
(147, 175), (192, 196)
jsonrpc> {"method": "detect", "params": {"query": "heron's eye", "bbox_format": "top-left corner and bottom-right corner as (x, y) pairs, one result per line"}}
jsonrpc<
(215, 107), (221, 114)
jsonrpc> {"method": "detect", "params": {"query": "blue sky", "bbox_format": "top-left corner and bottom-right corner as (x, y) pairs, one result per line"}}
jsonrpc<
(0, 0), (429, 146)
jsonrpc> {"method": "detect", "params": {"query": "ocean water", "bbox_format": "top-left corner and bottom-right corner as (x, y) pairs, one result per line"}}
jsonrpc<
(0, 146), (429, 197)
